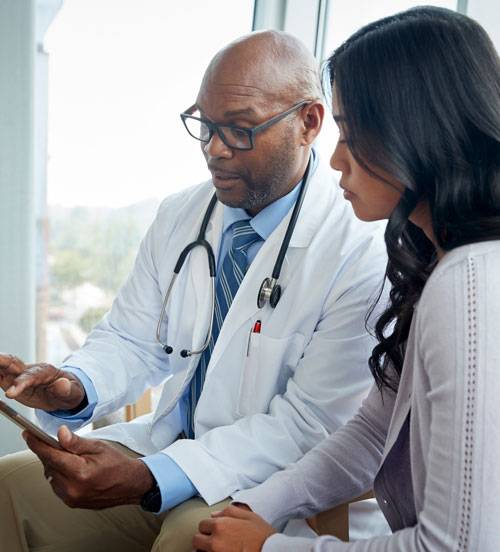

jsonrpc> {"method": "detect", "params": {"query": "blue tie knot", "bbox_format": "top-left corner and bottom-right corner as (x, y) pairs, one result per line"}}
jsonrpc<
(231, 220), (260, 253)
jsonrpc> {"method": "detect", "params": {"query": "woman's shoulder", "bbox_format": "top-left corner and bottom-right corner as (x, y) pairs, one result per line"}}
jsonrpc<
(427, 240), (500, 286)
(419, 240), (500, 314)
(413, 241), (500, 373)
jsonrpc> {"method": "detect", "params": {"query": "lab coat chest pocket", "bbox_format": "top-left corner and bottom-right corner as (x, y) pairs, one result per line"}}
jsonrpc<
(237, 332), (305, 417)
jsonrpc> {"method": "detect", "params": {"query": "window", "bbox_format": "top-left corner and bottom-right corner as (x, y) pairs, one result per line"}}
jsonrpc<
(40, 0), (254, 366)
(37, 1), (253, 423)
(322, 0), (457, 56)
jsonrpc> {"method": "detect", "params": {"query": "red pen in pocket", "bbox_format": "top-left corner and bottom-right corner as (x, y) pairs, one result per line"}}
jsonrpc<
(247, 320), (262, 356)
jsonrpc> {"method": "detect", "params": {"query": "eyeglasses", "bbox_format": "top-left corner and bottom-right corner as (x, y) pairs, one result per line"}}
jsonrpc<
(180, 100), (310, 151)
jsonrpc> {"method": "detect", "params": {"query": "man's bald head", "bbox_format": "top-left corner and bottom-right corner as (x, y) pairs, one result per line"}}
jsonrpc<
(201, 30), (322, 108)
(192, 31), (324, 215)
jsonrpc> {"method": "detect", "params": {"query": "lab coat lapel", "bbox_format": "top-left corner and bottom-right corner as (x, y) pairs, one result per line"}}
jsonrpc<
(206, 162), (328, 373)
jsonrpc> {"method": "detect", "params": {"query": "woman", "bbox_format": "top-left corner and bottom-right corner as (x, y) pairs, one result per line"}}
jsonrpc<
(192, 6), (500, 551)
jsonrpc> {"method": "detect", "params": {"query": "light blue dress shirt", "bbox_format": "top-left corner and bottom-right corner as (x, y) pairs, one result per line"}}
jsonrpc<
(53, 155), (314, 513)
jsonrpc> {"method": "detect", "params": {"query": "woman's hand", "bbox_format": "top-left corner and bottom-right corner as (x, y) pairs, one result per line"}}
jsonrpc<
(193, 504), (277, 552)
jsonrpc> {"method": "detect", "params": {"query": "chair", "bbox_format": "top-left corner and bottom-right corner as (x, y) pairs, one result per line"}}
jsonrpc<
(307, 490), (375, 542)
(125, 389), (152, 421)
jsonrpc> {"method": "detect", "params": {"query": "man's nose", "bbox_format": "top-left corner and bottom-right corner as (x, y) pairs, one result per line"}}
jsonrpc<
(203, 131), (233, 160)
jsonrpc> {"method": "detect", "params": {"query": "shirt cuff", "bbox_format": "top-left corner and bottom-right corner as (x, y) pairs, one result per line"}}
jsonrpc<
(140, 452), (197, 513)
(48, 367), (98, 427)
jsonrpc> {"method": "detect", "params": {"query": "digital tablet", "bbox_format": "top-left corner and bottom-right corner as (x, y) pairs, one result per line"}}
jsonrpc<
(0, 399), (62, 450)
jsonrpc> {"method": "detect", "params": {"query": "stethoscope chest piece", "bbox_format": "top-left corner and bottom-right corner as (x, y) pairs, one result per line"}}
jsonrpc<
(258, 277), (282, 309)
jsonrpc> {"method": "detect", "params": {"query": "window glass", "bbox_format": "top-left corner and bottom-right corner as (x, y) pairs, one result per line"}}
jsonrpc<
(39, 0), (254, 416)
(322, 0), (457, 57)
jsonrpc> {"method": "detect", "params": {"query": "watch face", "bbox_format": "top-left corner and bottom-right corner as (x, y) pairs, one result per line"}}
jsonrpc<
(141, 484), (161, 513)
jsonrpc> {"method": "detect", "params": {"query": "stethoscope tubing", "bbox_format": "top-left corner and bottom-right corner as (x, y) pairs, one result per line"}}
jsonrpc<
(270, 157), (311, 280)
(156, 194), (217, 356)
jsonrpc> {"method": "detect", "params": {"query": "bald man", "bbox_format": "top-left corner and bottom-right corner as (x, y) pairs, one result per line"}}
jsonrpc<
(0, 31), (389, 551)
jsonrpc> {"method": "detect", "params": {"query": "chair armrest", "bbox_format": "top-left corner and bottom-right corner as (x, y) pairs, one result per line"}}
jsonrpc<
(307, 490), (375, 542)
(125, 389), (152, 421)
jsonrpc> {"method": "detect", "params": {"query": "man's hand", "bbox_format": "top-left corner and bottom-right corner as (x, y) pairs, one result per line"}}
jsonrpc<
(24, 425), (155, 509)
(193, 505), (277, 552)
(0, 354), (85, 411)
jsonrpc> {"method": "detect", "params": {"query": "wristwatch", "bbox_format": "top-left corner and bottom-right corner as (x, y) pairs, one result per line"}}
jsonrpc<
(140, 480), (162, 513)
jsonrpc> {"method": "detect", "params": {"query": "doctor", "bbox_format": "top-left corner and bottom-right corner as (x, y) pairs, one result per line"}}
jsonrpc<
(0, 31), (387, 551)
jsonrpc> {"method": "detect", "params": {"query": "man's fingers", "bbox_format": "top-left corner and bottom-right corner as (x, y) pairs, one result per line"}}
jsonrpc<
(47, 377), (73, 398)
(5, 371), (39, 398)
(24, 431), (62, 461)
(5, 365), (74, 402)
(57, 425), (80, 451)
(57, 425), (102, 456)
(0, 354), (24, 371)
(42, 463), (54, 484)
(5, 368), (54, 398)
(23, 431), (84, 477)
(43, 469), (80, 506)
(0, 356), (26, 390)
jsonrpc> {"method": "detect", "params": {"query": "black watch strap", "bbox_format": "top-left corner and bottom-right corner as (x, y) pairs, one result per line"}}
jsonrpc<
(140, 481), (162, 513)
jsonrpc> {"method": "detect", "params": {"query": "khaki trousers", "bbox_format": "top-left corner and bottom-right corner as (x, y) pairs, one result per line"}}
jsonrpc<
(0, 448), (230, 552)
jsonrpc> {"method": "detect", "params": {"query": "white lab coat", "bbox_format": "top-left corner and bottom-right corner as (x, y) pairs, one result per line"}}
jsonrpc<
(38, 157), (388, 536)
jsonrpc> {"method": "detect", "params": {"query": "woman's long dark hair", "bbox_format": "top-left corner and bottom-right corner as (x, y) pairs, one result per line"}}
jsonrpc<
(325, 7), (500, 391)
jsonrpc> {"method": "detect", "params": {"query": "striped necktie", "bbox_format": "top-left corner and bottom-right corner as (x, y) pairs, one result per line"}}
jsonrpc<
(186, 220), (261, 437)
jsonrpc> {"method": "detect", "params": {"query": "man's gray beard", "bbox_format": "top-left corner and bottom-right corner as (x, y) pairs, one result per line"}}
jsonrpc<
(219, 180), (277, 212)
(242, 186), (274, 211)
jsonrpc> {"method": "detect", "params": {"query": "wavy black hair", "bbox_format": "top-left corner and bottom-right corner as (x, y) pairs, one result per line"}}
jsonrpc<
(325, 6), (500, 391)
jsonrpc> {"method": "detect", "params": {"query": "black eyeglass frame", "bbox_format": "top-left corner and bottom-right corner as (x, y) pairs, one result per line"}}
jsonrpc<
(180, 100), (311, 151)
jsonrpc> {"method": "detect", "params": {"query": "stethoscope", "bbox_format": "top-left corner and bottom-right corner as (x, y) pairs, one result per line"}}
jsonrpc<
(155, 156), (312, 358)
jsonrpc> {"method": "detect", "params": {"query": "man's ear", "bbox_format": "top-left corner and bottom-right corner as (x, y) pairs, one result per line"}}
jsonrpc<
(300, 101), (325, 145)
